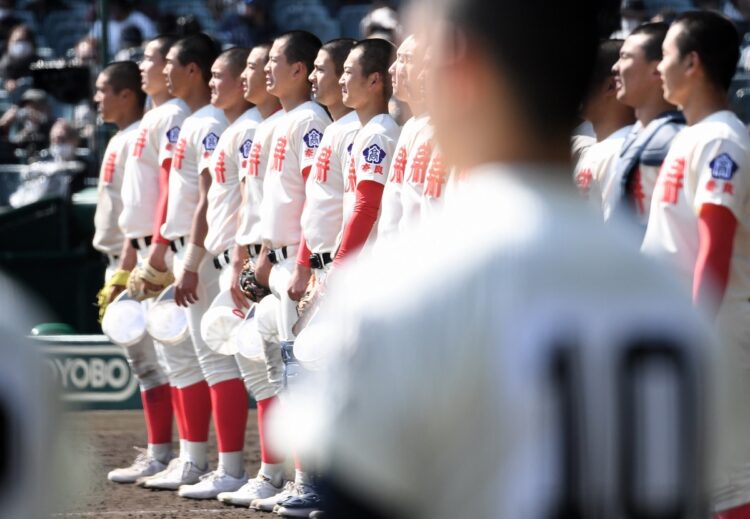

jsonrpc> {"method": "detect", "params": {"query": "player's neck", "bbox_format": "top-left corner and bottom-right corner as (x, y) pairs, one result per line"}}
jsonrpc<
(256, 96), (282, 119)
(680, 85), (729, 126)
(149, 90), (172, 107)
(181, 84), (211, 113)
(115, 110), (142, 131)
(279, 89), (311, 112)
(634, 93), (676, 127)
(326, 100), (351, 121)
(223, 99), (253, 124)
(355, 99), (388, 126)
(409, 101), (427, 118)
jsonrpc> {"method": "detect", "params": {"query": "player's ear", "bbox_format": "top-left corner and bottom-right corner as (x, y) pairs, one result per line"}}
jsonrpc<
(684, 50), (699, 76)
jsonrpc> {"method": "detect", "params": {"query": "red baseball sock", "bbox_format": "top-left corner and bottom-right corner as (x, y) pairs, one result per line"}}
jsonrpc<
(257, 396), (282, 464)
(209, 378), (248, 452)
(715, 502), (750, 519)
(170, 386), (187, 440)
(178, 381), (211, 442)
(141, 384), (173, 445)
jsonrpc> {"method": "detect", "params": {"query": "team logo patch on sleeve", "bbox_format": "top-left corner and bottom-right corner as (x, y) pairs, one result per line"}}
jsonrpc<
(363, 144), (386, 165)
(710, 152), (739, 180)
(303, 129), (323, 149)
(166, 126), (180, 144)
(202, 132), (219, 153)
(240, 139), (252, 159)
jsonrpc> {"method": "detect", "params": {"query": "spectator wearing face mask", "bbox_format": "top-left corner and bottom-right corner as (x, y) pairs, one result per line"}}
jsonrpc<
(44, 119), (80, 163)
(0, 24), (38, 92)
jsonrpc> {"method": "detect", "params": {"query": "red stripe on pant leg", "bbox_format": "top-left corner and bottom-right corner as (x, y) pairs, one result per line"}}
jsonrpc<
(179, 381), (212, 442)
(257, 396), (282, 464)
(170, 386), (187, 440)
(209, 378), (248, 452)
(141, 384), (173, 444)
(715, 502), (750, 519)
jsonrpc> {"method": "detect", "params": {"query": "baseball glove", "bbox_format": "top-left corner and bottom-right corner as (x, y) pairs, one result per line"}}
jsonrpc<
(96, 269), (130, 323)
(239, 259), (271, 302)
(127, 263), (175, 301)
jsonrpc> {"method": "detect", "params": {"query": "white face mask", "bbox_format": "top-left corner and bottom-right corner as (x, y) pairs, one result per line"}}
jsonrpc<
(50, 143), (75, 162)
(8, 41), (33, 60)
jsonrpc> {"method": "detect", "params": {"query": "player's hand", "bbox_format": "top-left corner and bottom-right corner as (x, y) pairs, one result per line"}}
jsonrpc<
(108, 285), (125, 304)
(288, 264), (312, 301)
(175, 270), (199, 307)
(229, 252), (250, 310)
(254, 246), (272, 288)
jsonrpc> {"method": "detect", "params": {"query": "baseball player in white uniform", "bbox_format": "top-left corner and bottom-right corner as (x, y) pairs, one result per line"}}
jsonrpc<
(137, 34), (232, 493)
(92, 61), (174, 484)
(640, 13), (750, 517)
(375, 34), (428, 247)
(249, 30), (332, 514)
(612, 22), (685, 228)
(289, 38), (360, 298)
(217, 43), (289, 508)
(291, 2), (719, 517)
(572, 39), (635, 219)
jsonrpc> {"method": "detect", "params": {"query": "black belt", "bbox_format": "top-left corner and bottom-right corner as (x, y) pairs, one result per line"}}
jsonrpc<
(309, 252), (332, 270)
(267, 246), (291, 265)
(130, 236), (152, 250)
(169, 236), (186, 253)
(101, 253), (120, 264)
(246, 244), (262, 258)
(213, 249), (231, 269)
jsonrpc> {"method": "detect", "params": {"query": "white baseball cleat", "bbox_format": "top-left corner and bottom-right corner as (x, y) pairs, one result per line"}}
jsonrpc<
(308, 511), (326, 518)
(251, 481), (301, 512)
(177, 468), (248, 499)
(217, 473), (283, 507)
(138, 458), (207, 490)
(107, 447), (168, 484)
(274, 489), (323, 517)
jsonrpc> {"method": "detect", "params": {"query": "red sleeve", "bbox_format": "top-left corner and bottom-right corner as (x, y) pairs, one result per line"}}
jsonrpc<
(151, 158), (172, 245)
(297, 234), (312, 267)
(334, 180), (385, 266)
(693, 203), (737, 316)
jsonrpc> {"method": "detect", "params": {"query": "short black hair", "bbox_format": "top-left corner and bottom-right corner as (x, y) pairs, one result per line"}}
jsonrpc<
(277, 30), (322, 75)
(443, 0), (600, 140)
(149, 34), (178, 59)
(629, 22), (669, 61)
(351, 38), (395, 99)
(101, 60), (147, 108)
(321, 38), (358, 77)
(672, 10), (740, 91)
(173, 32), (221, 83)
(218, 47), (250, 77)
(588, 39), (623, 97)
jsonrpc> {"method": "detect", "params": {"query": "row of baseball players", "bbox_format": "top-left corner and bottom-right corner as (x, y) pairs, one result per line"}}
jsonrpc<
(573, 14), (750, 518)
(92, 28), (444, 518)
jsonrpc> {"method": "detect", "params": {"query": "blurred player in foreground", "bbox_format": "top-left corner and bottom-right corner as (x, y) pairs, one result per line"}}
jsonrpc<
(294, 1), (718, 517)
(639, 11), (750, 518)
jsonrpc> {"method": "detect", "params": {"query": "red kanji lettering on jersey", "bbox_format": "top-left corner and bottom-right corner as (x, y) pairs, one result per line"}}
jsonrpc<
(102, 152), (117, 184)
(346, 157), (356, 192)
(408, 142), (432, 184)
(632, 167), (646, 215)
(173, 137), (187, 170)
(314, 146), (333, 183)
(575, 168), (593, 195)
(374, 165), (383, 175)
(362, 163), (371, 172)
(723, 182), (734, 195)
(706, 180), (717, 192)
(390, 146), (407, 183)
(660, 158), (685, 204)
(272, 136), (287, 172)
(247, 142), (262, 177)
(305, 148), (314, 158)
(133, 128), (148, 158)
(215, 150), (226, 184)
(425, 153), (447, 198)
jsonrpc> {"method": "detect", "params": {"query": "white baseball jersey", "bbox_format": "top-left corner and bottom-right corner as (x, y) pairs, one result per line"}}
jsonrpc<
(300, 164), (714, 519)
(204, 107), (263, 256)
(341, 113), (401, 246)
(260, 101), (331, 248)
(300, 111), (361, 254)
(419, 147), (450, 222)
(399, 118), (434, 233)
(236, 109), (285, 247)
(376, 114), (427, 246)
(93, 120), (140, 255)
(119, 98), (190, 238)
(573, 125), (632, 220)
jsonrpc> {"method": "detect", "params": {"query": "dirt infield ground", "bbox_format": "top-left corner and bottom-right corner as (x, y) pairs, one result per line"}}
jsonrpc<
(55, 409), (275, 518)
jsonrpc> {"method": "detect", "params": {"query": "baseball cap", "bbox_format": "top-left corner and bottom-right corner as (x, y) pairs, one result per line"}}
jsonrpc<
(235, 303), (264, 361)
(101, 291), (147, 347)
(200, 288), (244, 355)
(146, 285), (189, 346)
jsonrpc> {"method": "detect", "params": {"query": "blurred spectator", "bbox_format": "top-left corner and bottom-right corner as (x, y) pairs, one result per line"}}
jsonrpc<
(113, 25), (143, 61)
(72, 36), (98, 66)
(612, 0), (650, 38)
(0, 0), (21, 50)
(155, 13), (202, 39)
(651, 8), (679, 23)
(0, 88), (53, 161)
(89, 0), (156, 56)
(360, 5), (400, 42)
(0, 25), (38, 92)
(44, 119), (79, 163)
(217, 0), (273, 48)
